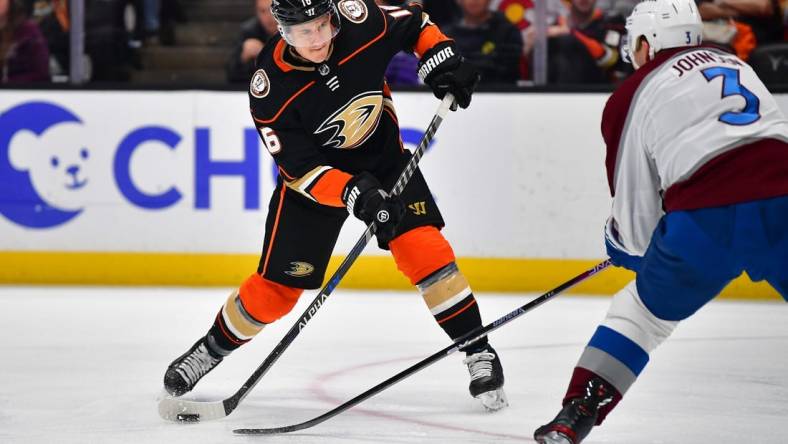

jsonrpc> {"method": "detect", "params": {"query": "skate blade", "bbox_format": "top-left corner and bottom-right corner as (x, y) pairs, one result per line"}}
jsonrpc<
(535, 431), (573, 444)
(475, 388), (509, 412)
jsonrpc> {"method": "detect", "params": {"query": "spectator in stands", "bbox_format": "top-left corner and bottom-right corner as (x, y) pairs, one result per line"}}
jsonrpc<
(1, 0), (50, 83)
(226, 0), (277, 83)
(444, 0), (523, 84)
(33, 0), (68, 78)
(596, 0), (639, 17)
(127, 0), (182, 46)
(424, 0), (462, 27)
(35, 0), (133, 82)
(376, 0), (420, 85)
(783, 0), (787, 39)
(532, 0), (627, 83)
(496, 0), (567, 30)
(159, 0), (185, 45)
(697, 0), (783, 60)
(142, 0), (160, 44)
(383, 48), (420, 85)
(499, 0), (566, 80)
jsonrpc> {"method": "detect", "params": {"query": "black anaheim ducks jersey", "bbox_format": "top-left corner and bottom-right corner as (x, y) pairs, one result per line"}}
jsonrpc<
(248, 0), (451, 208)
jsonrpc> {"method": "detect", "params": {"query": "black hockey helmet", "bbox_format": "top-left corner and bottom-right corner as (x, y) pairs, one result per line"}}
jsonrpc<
(271, 0), (337, 26)
(271, 0), (342, 48)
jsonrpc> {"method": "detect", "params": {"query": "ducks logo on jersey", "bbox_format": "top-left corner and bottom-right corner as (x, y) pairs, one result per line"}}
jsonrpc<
(315, 91), (383, 149)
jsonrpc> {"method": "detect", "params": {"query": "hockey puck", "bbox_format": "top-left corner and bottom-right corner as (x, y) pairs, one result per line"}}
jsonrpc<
(176, 413), (200, 422)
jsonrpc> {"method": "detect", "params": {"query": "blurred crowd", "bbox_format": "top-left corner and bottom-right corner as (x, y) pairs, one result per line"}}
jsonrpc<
(422, 0), (788, 85)
(1, 0), (787, 86)
(1, 0), (183, 83)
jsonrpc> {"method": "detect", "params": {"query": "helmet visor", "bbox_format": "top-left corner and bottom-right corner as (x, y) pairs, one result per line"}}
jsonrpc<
(279, 9), (340, 48)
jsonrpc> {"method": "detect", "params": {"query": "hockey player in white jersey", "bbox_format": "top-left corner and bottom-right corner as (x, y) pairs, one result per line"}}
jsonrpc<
(534, 1), (788, 443)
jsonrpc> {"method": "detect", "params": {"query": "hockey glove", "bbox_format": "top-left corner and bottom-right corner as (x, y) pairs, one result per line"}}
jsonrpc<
(342, 172), (405, 249)
(604, 217), (643, 273)
(418, 41), (480, 109)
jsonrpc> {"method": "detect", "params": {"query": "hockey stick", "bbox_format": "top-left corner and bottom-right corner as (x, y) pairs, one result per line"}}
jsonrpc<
(233, 259), (613, 435)
(158, 93), (456, 423)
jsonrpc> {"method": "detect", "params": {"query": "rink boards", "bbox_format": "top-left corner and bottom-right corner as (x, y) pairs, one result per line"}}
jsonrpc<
(0, 90), (785, 299)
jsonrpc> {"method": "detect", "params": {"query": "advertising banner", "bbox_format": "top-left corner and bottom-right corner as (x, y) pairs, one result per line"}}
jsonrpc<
(1, 91), (784, 297)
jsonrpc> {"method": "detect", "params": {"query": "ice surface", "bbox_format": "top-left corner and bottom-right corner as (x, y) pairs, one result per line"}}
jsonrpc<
(1, 286), (786, 443)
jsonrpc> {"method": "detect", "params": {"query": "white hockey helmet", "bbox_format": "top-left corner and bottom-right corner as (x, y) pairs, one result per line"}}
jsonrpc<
(621, 0), (702, 68)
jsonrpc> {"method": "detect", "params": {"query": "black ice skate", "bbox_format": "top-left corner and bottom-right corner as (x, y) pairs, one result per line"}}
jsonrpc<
(534, 377), (615, 444)
(463, 344), (508, 411)
(163, 337), (223, 397)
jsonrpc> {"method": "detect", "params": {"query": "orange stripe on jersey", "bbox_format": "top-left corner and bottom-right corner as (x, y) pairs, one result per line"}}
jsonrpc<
(262, 184), (287, 276)
(383, 105), (404, 151)
(390, 226), (455, 285)
(572, 30), (605, 60)
(339, 7), (387, 65)
(273, 39), (295, 73)
(413, 24), (451, 59)
(381, 82), (403, 152)
(308, 168), (353, 207)
(383, 107), (399, 125)
(278, 166), (296, 181)
(253, 80), (316, 125)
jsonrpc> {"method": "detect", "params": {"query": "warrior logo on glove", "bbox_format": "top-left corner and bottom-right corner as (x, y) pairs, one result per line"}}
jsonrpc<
(418, 46), (457, 81)
(417, 42), (481, 109)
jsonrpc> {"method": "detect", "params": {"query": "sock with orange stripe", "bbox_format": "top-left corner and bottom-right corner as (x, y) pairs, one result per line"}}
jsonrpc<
(417, 262), (488, 354)
(205, 274), (303, 356)
(205, 291), (259, 356)
(389, 227), (488, 353)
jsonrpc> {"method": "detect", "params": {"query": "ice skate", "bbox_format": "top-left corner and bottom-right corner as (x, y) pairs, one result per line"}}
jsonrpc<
(534, 377), (614, 444)
(163, 337), (223, 397)
(463, 344), (508, 411)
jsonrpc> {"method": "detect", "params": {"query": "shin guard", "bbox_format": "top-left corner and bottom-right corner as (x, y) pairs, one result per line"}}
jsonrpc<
(568, 281), (678, 424)
(207, 274), (303, 354)
(390, 227), (486, 351)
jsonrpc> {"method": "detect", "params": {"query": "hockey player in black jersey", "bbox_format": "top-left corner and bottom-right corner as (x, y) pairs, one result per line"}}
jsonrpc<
(163, 0), (507, 411)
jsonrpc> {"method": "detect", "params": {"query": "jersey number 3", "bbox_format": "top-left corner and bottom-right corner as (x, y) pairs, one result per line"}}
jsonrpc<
(701, 67), (761, 126)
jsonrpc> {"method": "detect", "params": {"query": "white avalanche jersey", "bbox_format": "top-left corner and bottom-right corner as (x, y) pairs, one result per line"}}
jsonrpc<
(602, 46), (788, 256)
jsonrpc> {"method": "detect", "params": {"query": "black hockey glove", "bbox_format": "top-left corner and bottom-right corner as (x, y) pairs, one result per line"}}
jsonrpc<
(418, 41), (480, 110)
(342, 172), (405, 249)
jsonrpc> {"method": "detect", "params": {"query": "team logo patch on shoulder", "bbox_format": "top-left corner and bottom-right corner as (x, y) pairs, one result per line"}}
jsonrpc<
(250, 69), (270, 98)
(338, 0), (368, 23)
(285, 261), (315, 278)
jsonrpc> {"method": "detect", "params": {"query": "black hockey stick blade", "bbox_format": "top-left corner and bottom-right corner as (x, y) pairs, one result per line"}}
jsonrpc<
(233, 259), (613, 434)
(158, 94), (456, 423)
